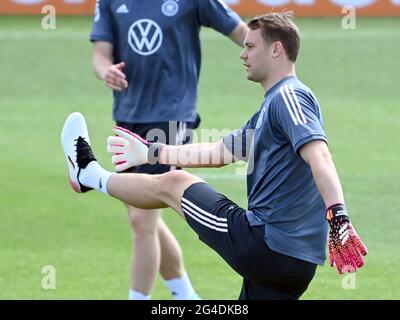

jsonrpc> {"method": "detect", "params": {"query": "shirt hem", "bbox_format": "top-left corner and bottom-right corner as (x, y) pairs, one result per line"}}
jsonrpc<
(265, 239), (325, 266)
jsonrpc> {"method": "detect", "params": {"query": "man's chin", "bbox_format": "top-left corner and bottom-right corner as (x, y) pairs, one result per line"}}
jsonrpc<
(246, 74), (258, 82)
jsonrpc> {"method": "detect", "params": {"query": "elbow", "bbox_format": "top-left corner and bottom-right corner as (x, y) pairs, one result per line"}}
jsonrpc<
(322, 149), (333, 162)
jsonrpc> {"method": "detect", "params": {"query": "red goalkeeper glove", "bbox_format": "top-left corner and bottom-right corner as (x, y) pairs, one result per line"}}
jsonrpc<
(326, 204), (368, 274)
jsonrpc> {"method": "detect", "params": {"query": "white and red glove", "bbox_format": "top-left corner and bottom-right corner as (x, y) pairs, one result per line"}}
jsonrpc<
(107, 126), (163, 172)
(326, 204), (368, 274)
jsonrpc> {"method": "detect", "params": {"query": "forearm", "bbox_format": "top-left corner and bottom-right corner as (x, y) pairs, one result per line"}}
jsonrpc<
(299, 142), (367, 274)
(159, 141), (234, 168)
(108, 129), (236, 171)
(92, 52), (112, 81)
(309, 153), (345, 208)
(300, 141), (345, 208)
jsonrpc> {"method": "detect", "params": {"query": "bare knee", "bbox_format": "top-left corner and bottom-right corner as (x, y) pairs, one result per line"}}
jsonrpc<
(157, 170), (202, 200)
(128, 207), (160, 240)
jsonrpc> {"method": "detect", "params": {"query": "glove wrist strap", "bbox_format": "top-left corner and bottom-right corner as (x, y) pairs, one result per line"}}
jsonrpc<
(326, 204), (348, 221)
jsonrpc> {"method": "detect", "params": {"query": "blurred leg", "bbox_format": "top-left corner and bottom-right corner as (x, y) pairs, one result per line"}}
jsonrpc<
(158, 217), (184, 280)
(127, 206), (161, 296)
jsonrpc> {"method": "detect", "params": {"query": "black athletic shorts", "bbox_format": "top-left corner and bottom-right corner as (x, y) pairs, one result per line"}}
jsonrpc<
(116, 120), (198, 174)
(181, 182), (317, 300)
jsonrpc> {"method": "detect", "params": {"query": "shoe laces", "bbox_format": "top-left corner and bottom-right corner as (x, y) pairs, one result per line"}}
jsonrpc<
(74, 136), (96, 169)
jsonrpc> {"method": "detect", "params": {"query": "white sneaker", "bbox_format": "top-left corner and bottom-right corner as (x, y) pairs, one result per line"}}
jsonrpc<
(61, 112), (96, 193)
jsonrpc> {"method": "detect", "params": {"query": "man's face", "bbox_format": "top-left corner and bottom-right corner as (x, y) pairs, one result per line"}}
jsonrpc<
(240, 28), (272, 83)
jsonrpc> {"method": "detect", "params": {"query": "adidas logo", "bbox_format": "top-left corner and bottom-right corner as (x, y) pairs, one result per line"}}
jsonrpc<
(116, 4), (129, 14)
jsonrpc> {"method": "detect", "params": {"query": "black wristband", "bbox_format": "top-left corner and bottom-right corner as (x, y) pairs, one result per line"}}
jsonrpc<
(326, 204), (348, 221)
(147, 143), (164, 165)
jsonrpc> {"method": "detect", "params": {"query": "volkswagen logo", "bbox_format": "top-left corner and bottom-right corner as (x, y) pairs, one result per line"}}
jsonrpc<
(128, 19), (163, 56)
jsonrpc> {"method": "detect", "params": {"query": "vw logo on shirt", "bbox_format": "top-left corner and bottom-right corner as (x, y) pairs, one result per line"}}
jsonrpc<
(128, 19), (163, 56)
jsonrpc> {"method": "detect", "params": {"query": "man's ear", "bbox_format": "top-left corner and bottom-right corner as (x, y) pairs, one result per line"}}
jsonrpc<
(272, 42), (283, 58)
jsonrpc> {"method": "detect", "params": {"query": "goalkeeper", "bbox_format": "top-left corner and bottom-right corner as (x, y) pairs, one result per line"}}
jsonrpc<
(62, 12), (367, 300)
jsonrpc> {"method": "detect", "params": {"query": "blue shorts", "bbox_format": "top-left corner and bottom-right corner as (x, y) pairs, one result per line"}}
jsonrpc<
(181, 182), (317, 300)
(116, 120), (197, 174)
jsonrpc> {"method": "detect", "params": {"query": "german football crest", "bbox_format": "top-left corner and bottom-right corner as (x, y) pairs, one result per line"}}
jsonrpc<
(161, 0), (179, 17)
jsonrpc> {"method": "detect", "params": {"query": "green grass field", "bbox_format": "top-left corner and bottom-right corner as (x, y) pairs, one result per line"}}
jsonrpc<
(1, 16), (400, 299)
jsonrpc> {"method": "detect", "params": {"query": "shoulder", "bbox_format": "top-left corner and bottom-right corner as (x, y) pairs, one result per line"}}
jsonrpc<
(99, 0), (111, 7)
(273, 81), (319, 111)
(268, 81), (315, 126)
(96, 0), (113, 13)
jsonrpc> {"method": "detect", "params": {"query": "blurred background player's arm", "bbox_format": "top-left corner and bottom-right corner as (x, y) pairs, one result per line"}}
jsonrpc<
(92, 41), (128, 91)
(227, 21), (248, 47)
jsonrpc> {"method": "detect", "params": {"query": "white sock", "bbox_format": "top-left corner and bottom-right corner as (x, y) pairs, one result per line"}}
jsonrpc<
(78, 161), (113, 195)
(165, 272), (200, 300)
(129, 289), (151, 300)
